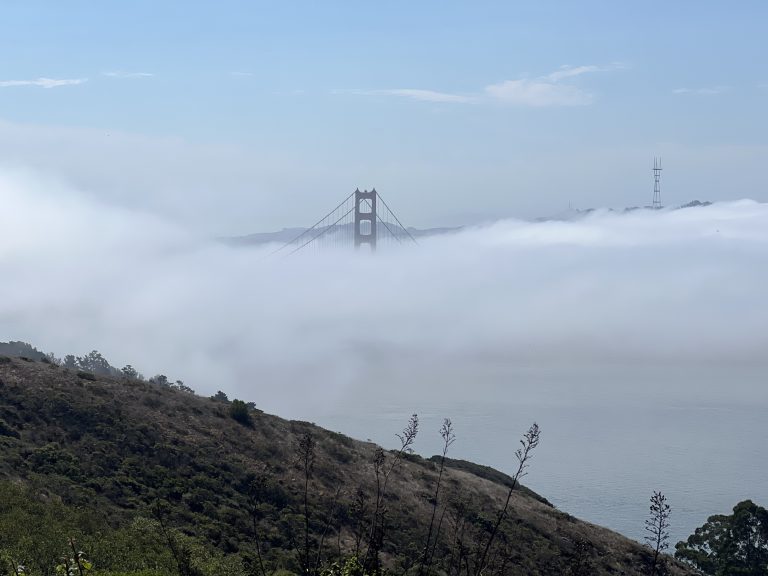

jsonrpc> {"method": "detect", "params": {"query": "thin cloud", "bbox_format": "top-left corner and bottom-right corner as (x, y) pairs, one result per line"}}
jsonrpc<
(343, 88), (473, 104)
(102, 71), (154, 79)
(544, 63), (625, 82)
(341, 63), (620, 107)
(231, 71), (255, 77)
(672, 86), (730, 95)
(271, 89), (306, 96)
(0, 77), (87, 89)
(484, 79), (592, 107)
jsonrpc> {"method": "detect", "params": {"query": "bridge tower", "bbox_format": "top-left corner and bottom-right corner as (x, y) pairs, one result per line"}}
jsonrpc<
(354, 188), (377, 250)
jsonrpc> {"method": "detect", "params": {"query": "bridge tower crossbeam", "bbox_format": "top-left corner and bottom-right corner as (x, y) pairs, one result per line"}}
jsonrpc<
(354, 188), (377, 250)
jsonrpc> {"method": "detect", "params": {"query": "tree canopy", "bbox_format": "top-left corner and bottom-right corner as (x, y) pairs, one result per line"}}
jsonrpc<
(675, 500), (768, 575)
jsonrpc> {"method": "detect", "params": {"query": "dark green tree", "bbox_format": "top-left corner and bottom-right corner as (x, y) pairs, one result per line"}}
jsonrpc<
(172, 380), (195, 393)
(150, 374), (170, 387)
(675, 500), (768, 575)
(76, 350), (112, 375)
(229, 399), (253, 427)
(121, 364), (139, 378)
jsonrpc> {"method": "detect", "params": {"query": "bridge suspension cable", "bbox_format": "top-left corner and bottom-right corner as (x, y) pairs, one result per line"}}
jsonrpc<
(376, 190), (418, 245)
(277, 188), (417, 255)
(270, 190), (356, 256)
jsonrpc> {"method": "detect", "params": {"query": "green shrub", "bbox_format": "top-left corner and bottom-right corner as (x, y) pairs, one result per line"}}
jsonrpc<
(0, 418), (19, 439)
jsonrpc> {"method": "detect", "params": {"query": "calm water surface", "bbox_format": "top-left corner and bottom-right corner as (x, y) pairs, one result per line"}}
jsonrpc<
(304, 362), (766, 545)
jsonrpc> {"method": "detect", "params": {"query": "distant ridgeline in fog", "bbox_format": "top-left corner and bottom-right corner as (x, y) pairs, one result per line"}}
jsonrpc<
(223, 223), (461, 247)
(534, 199), (713, 222)
(0, 341), (187, 390)
(225, 200), (713, 246)
(0, 341), (48, 360)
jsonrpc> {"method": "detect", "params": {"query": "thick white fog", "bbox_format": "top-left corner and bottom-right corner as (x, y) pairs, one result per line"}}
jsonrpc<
(1, 168), (767, 417)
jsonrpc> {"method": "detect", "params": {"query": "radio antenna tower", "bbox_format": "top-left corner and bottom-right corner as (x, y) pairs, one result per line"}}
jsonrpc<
(652, 157), (663, 209)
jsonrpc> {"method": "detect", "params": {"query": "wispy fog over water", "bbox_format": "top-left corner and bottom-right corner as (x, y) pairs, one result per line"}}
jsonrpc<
(2, 170), (766, 544)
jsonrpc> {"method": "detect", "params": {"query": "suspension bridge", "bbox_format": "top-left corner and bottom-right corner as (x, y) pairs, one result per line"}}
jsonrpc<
(275, 188), (417, 255)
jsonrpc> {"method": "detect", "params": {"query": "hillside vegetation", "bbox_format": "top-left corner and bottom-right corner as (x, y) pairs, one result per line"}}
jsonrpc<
(0, 353), (691, 576)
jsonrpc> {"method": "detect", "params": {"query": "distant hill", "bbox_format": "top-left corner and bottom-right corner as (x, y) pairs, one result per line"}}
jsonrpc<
(223, 224), (461, 247)
(225, 201), (713, 247)
(0, 349), (693, 575)
(0, 340), (48, 360)
(535, 200), (713, 223)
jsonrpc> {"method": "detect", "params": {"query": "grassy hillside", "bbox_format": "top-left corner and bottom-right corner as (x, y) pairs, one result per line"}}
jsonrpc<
(0, 354), (691, 576)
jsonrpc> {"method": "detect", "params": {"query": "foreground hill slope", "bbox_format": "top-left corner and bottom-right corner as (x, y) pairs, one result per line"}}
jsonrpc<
(0, 356), (690, 575)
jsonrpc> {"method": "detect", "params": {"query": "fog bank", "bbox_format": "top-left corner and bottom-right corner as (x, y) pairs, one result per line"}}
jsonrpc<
(1, 170), (767, 417)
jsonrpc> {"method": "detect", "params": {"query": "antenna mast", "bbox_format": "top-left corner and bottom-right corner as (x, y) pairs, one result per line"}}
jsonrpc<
(652, 157), (663, 209)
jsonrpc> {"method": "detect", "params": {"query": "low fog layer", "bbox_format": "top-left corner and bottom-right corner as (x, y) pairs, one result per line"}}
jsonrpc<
(1, 169), (767, 418)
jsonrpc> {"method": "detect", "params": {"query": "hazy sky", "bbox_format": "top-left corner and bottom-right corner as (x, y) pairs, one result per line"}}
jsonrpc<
(1, 1), (767, 233)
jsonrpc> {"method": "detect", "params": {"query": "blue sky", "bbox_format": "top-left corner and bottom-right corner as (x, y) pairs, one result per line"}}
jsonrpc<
(1, 0), (766, 232)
